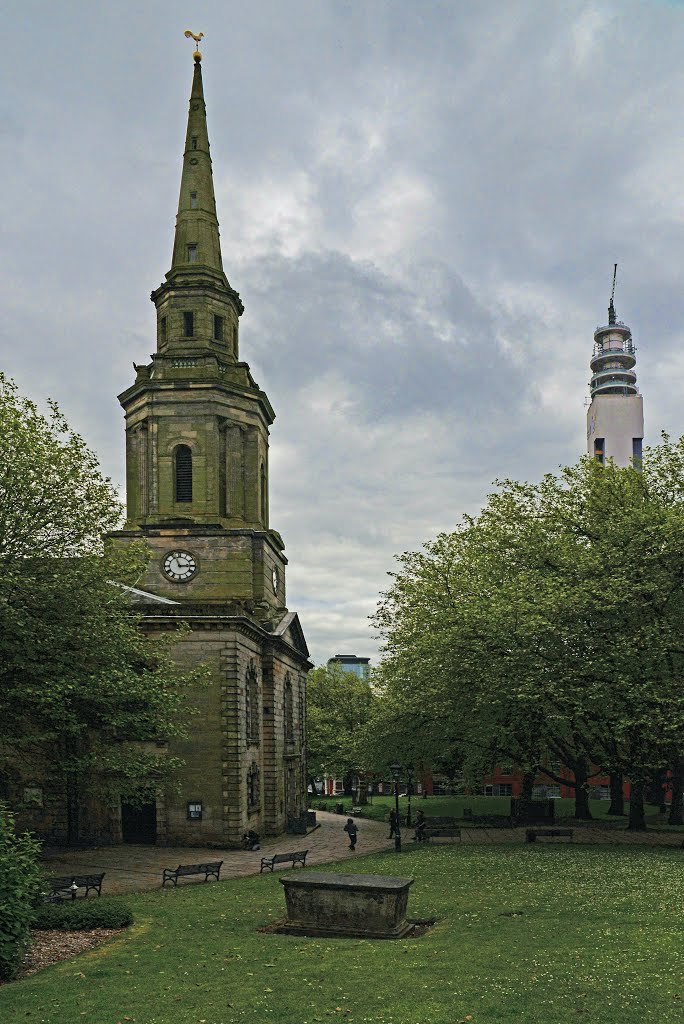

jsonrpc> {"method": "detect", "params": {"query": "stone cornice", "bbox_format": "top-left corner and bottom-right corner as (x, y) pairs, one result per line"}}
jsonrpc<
(150, 274), (245, 315)
(138, 605), (312, 667)
(117, 376), (275, 425)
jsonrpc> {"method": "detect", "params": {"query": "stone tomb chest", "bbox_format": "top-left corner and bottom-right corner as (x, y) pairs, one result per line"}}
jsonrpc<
(279, 872), (414, 938)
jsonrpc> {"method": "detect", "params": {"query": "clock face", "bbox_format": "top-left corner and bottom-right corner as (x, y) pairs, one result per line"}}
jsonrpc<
(162, 550), (198, 582)
(272, 566), (279, 594)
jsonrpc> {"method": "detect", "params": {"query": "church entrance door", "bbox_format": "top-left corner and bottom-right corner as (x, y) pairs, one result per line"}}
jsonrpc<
(121, 800), (157, 844)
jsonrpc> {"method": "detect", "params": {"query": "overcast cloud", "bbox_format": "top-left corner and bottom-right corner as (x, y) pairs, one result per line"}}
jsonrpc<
(3, 1), (684, 664)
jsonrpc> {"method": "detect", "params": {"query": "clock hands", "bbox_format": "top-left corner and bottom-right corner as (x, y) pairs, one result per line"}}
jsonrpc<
(164, 551), (196, 580)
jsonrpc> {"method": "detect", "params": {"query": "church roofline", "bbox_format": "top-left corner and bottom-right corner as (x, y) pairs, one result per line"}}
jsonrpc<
(274, 611), (310, 660)
(109, 581), (181, 605)
(131, 604), (311, 662)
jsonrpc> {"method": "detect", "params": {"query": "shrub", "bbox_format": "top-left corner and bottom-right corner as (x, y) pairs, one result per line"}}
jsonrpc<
(33, 899), (133, 931)
(0, 803), (44, 980)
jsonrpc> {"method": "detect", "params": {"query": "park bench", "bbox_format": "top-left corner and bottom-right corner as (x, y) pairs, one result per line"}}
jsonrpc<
(423, 827), (461, 842)
(525, 828), (573, 843)
(423, 815), (460, 833)
(161, 860), (223, 887)
(260, 849), (309, 873)
(48, 873), (105, 900)
(350, 806), (362, 816)
(469, 814), (514, 828)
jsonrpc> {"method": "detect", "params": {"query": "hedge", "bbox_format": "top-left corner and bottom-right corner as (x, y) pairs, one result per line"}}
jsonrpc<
(33, 899), (133, 931)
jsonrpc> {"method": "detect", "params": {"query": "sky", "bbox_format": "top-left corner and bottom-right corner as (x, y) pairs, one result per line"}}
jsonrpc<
(3, 0), (684, 666)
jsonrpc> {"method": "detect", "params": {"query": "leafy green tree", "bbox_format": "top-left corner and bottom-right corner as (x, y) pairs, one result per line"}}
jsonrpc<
(374, 443), (684, 829)
(0, 803), (43, 980)
(360, 673), (462, 785)
(0, 376), (200, 842)
(306, 664), (374, 796)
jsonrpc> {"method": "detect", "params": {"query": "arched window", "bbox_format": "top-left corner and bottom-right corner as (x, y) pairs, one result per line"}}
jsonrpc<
(246, 661), (259, 745)
(298, 676), (305, 743)
(260, 463), (267, 524)
(247, 762), (260, 811)
(175, 445), (193, 502)
(284, 673), (294, 744)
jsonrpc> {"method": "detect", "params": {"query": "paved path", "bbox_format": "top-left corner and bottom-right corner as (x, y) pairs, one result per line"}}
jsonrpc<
(41, 811), (393, 895)
(41, 812), (684, 896)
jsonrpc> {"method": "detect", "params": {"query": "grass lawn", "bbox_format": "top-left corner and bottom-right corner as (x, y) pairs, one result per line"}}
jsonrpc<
(2, 844), (684, 1023)
(316, 793), (684, 829)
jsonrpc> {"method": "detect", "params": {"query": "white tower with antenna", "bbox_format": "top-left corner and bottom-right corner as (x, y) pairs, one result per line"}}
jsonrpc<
(586, 266), (644, 466)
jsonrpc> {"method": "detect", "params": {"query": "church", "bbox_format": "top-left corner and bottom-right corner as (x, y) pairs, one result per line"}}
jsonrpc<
(15, 43), (310, 848)
(108, 43), (311, 846)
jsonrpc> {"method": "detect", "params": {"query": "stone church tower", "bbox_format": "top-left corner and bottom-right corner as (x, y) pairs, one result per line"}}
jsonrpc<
(110, 48), (311, 845)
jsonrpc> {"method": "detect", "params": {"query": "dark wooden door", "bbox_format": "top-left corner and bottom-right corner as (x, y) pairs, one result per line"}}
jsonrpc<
(121, 801), (157, 844)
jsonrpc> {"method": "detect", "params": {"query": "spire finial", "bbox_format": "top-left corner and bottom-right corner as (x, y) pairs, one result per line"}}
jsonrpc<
(608, 263), (617, 325)
(184, 29), (204, 62)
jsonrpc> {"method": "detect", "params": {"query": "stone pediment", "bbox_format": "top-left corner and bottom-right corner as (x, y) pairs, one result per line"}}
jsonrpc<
(274, 611), (310, 660)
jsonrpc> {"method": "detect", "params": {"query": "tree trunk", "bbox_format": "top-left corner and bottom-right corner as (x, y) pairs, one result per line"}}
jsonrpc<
(573, 761), (593, 820)
(514, 770), (535, 822)
(66, 772), (80, 846)
(343, 772), (354, 797)
(607, 772), (625, 815)
(668, 761), (684, 826)
(628, 780), (647, 831)
(358, 775), (369, 805)
(645, 770), (667, 812)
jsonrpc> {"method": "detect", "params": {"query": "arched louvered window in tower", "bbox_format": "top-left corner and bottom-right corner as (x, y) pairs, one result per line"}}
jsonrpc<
(175, 445), (193, 503)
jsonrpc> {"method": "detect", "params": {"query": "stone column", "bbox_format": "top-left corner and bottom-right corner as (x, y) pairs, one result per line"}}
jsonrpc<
(261, 648), (279, 833)
(219, 640), (243, 841)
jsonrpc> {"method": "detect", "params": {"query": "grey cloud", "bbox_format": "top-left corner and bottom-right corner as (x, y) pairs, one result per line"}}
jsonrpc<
(3, 1), (684, 663)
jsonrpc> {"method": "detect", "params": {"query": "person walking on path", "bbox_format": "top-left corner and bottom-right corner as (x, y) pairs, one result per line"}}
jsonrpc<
(388, 808), (399, 839)
(343, 817), (358, 850)
(414, 809), (426, 842)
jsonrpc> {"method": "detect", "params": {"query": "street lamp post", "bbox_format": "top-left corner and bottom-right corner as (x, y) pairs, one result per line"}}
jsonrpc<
(406, 767), (414, 827)
(390, 762), (402, 853)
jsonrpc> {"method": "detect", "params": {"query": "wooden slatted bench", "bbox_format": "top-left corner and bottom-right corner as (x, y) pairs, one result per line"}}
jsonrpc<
(260, 850), (308, 873)
(422, 815), (460, 837)
(162, 861), (223, 888)
(48, 873), (105, 900)
(525, 828), (573, 843)
(350, 806), (362, 816)
(423, 827), (461, 842)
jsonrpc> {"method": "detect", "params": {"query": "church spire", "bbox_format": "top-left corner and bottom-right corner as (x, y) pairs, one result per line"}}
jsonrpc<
(150, 40), (243, 360)
(170, 48), (223, 276)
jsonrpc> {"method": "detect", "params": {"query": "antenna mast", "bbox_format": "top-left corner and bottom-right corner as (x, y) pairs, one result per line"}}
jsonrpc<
(609, 263), (617, 324)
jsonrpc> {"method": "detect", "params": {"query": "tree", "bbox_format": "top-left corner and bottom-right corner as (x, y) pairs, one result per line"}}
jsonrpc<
(374, 443), (684, 829)
(0, 803), (43, 980)
(360, 671), (463, 786)
(306, 664), (374, 796)
(0, 376), (200, 842)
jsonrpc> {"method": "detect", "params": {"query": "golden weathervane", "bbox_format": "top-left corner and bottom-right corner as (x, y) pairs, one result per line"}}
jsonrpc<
(184, 30), (204, 61)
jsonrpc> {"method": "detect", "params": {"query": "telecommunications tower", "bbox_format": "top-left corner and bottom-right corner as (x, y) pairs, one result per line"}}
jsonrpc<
(586, 266), (644, 466)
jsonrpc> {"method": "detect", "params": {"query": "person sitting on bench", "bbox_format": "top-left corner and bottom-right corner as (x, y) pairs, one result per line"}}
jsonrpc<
(243, 829), (261, 850)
